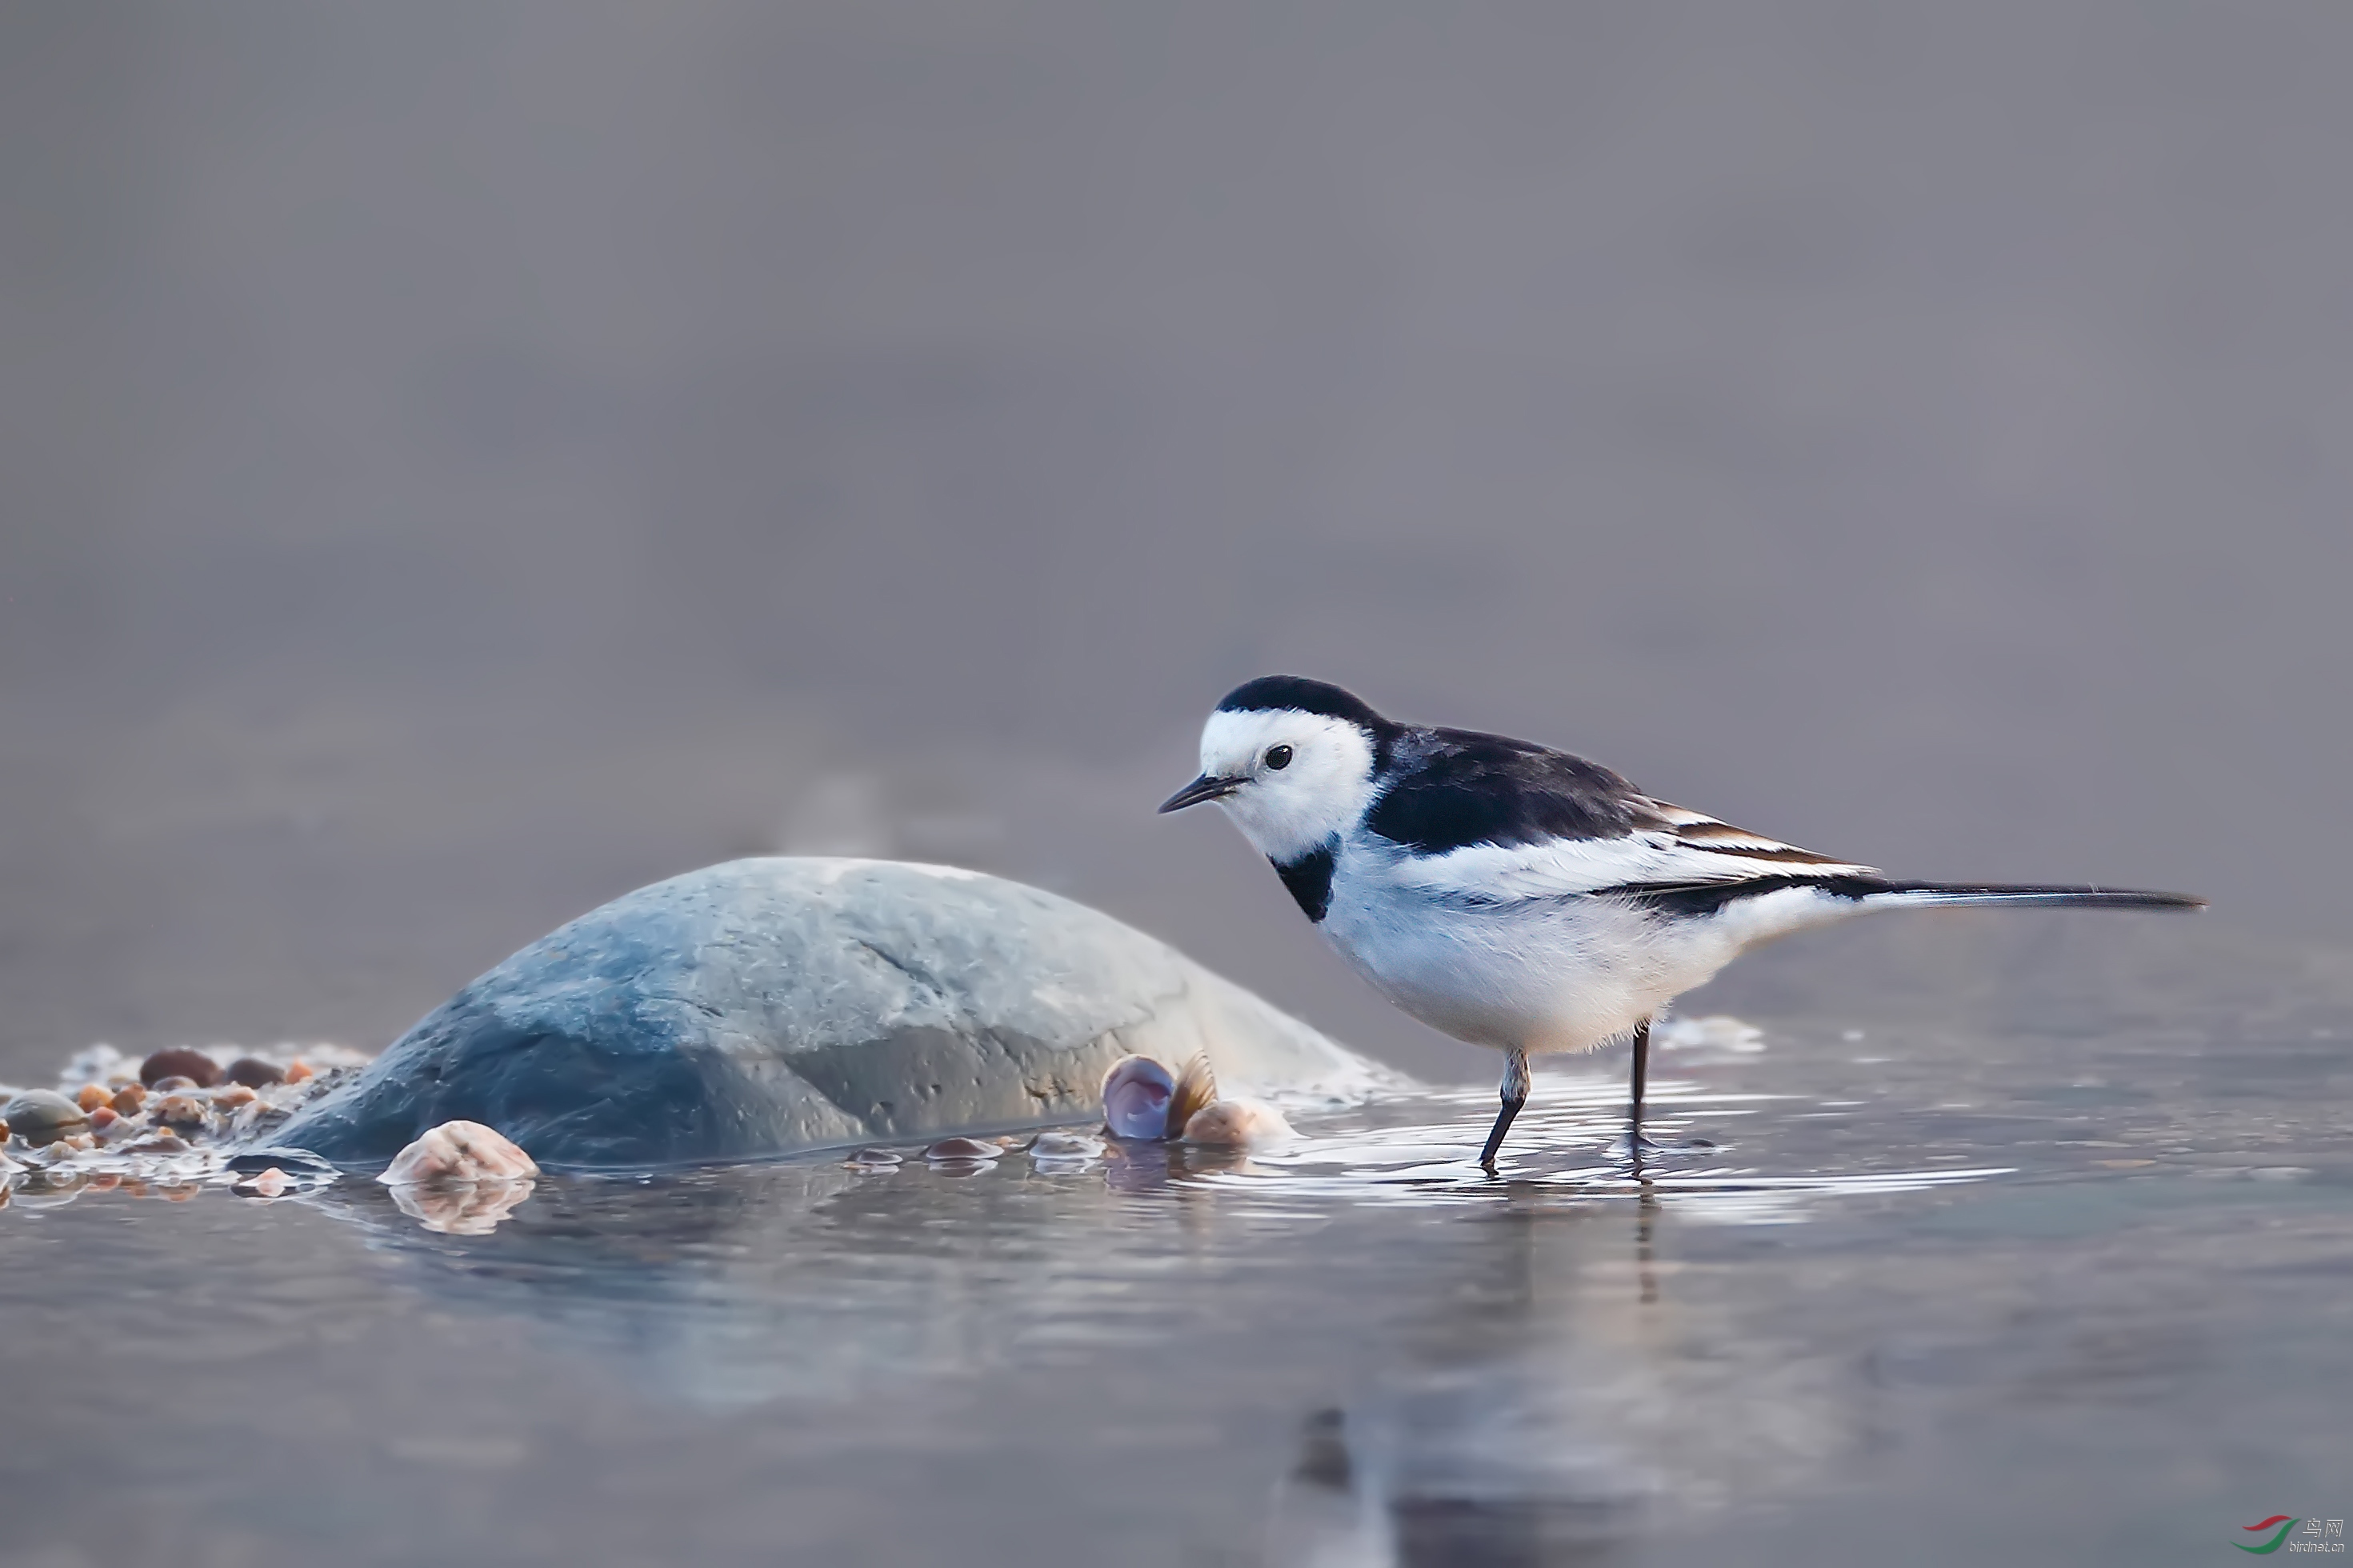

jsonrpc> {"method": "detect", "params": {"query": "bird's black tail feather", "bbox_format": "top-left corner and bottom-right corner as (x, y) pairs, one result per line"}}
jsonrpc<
(1863, 882), (2206, 912)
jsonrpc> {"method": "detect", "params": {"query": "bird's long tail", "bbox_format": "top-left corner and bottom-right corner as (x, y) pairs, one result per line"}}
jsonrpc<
(1861, 881), (2205, 912)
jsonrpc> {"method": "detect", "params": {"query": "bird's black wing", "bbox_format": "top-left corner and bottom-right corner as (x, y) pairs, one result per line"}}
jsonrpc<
(1364, 729), (1651, 854)
(1363, 729), (1880, 906)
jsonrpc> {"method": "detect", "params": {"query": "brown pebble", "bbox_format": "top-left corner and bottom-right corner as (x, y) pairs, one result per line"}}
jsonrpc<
(283, 1061), (314, 1084)
(154, 1094), (210, 1129)
(75, 1084), (114, 1113)
(226, 1057), (286, 1088)
(139, 1049), (222, 1089)
(924, 1136), (1000, 1162)
(110, 1084), (146, 1115)
(125, 1131), (191, 1155)
(89, 1106), (120, 1130)
(212, 1084), (257, 1110)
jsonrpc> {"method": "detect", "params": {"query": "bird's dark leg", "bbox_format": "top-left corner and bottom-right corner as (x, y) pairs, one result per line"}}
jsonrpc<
(1629, 1017), (1651, 1142)
(1480, 1047), (1531, 1172)
(1623, 1016), (1663, 1173)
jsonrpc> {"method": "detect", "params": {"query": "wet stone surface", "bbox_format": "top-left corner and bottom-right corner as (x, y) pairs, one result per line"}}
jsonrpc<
(272, 858), (1399, 1171)
(2, 919), (2350, 1567)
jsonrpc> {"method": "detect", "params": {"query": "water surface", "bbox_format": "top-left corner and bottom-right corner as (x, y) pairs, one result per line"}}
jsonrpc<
(7, 918), (2348, 1566)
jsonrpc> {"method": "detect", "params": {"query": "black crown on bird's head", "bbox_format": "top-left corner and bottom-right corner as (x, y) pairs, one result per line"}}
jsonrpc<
(1215, 676), (1392, 734)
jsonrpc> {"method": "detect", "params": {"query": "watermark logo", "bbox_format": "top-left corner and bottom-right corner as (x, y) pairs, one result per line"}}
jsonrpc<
(2236, 1518), (2346, 1554)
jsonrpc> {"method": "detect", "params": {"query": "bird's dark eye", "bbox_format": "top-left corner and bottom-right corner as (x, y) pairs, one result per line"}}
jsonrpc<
(1264, 745), (1293, 771)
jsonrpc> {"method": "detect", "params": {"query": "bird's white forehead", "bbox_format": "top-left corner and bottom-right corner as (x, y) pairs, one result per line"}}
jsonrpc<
(1198, 707), (1366, 773)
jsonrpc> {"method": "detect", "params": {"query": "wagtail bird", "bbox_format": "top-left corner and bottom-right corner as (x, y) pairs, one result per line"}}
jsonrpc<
(1158, 676), (2203, 1170)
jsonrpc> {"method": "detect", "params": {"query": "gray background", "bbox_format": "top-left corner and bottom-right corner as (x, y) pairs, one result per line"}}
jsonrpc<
(2, 2), (2347, 1085)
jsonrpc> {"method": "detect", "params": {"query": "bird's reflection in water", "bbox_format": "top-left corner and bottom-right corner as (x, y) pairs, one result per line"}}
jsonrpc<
(1259, 1180), (1855, 1567)
(1267, 1402), (1634, 1568)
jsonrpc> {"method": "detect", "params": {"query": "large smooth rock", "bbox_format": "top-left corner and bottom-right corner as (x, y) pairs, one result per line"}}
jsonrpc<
(274, 858), (1399, 1170)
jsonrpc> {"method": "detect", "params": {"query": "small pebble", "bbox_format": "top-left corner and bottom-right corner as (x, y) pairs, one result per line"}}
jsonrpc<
(123, 1132), (191, 1155)
(845, 1148), (903, 1168)
(225, 1057), (286, 1088)
(283, 1061), (314, 1084)
(110, 1084), (146, 1116)
(89, 1106), (120, 1131)
(211, 1083), (257, 1110)
(74, 1085), (114, 1113)
(1030, 1132), (1106, 1160)
(154, 1094), (210, 1129)
(1, 1090), (91, 1147)
(233, 1167), (294, 1198)
(150, 1076), (198, 1094)
(923, 1136), (1000, 1162)
(139, 1049), (223, 1090)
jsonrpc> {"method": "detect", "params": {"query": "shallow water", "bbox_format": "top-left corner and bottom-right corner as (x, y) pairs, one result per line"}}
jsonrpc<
(7, 919), (2350, 1567)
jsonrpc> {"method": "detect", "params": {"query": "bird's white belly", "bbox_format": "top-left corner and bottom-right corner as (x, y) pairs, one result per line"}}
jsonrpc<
(1319, 876), (1843, 1055)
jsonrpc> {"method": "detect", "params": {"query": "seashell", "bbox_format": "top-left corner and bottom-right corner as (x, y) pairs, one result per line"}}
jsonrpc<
(1101, 1055), (1175, 1139)
(1029, 1131), (1106, 1160)
(226, 1146), (338, 1180)
(844, 1148), (902, 1169)
(1180, 1098), (1295, 1148)
(225, 1057), (286, 1088)
(139, 1049), (223, 1090)
(379, 1122), (538, 1186)
(1, 1090), (90, 1147)
(1166, 1054), (1219, 1138)
(922, 1136), (1000, 1162)
(234, 1166), (294, 1198)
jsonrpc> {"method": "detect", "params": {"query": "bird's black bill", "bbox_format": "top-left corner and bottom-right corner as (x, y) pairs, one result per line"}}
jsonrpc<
(1158, 774), (1241, 813)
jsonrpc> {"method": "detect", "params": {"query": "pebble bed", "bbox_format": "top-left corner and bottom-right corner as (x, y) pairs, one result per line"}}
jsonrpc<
(0, 1040), (1132, 1226)
(0, 1042), (371, 1210)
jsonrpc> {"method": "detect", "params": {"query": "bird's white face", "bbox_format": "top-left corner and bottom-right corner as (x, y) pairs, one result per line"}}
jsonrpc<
(1169, 707), (1378, 864)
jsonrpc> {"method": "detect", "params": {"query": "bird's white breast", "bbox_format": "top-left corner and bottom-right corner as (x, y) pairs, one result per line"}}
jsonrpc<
(1316, 834), (1856, 1054)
